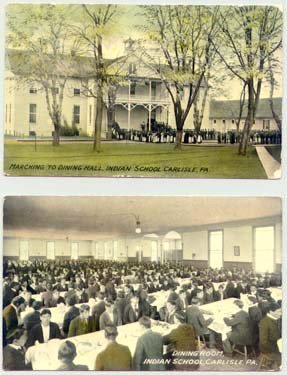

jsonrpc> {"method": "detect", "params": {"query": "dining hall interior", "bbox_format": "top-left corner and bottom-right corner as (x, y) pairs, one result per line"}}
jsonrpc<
(2, 196), (282, 371)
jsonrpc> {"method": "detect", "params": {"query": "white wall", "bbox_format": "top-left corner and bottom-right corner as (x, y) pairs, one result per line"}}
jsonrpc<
(181, 221), (282, 267)
(4, 220), (281, 268)
(182, 231), (208, 260)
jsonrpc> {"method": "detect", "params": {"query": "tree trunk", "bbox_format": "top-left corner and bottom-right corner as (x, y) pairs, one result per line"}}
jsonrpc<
(239, 79), (254, 155)
(175, 129), (183, 149)
(93, 85), (103, 153)
(107, 105), (115, 140)
(53, 124), (60, 146)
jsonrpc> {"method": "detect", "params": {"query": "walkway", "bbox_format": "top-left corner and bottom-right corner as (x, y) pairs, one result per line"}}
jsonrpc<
(256, 146), (281, 179)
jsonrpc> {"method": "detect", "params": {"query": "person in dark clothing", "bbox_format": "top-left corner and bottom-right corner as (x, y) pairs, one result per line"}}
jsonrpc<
(23, 300), (42, 333)
(62, 296), (80, 336)
(25, 308), (61, 348)
(57, 340), (89, 370)
(3, 328), (31, 370)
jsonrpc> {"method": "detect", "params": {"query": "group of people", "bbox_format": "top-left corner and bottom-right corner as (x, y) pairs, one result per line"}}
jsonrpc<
(3, 259), (282, 371)
(112, 120), (281, 146)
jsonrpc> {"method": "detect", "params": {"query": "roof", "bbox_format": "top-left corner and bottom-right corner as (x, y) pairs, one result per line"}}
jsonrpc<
(209, 98), (282, 120)
(5, 48), (124, 79)
(5, 48), (208, 87)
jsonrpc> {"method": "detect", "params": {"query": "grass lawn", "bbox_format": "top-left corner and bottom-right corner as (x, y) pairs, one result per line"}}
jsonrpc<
(4, 140), (267, 178)
(265, 145), (281, 163)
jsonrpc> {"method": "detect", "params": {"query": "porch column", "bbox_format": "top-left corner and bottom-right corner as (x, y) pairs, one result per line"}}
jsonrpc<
(128, 104), (131, 131)
(128, 80), (131, 131)
(148, 80), (152, 131)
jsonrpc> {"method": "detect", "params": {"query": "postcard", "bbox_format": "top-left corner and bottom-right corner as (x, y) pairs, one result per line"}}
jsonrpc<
(3, 196), (282, 370)
(3, 4), (282, 178)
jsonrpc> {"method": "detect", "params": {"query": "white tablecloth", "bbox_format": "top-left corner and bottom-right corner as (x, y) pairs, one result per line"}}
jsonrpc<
(25, 320), (174, 370)
(199, 298), (238, 337)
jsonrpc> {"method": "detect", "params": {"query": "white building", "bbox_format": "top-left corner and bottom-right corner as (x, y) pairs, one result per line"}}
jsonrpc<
(4, 48), (281, 138)
(4, 47), (209, 138)
(209, 98), (282, 133)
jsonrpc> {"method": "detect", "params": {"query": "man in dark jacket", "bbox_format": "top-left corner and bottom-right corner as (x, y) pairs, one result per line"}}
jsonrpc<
(163, 310), (198, 370)
(57, 340), (89, 370)
(3, 296), (24, 336)
(247, 295), (262, 348)
(68, 304), (96, 337)
(3, 328), (31, 370)
(25, 308), (61, 348)
(223, 299), (252, 354)
(62, 297), (80, 336)
(133, 316), (165, 371)
(259, 304), (281, 368)
(91, 293), (106, 330)
(123, 296), (139, 324)
(23, 300), (42, 333)
(186, 297), (215, 348)
(95, 325), (132, 370)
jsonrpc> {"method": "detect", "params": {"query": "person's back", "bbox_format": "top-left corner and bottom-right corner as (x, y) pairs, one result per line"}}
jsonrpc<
(167, 323), (198, 351)
(259, 315), (281, 354)
(63, 305), (80, 335)
(3, 344), (26, 370)
(57, 362), (89, 371)
(23, 310), (41, 332)
(133, 329), (164, 370)
(186, 305), (210, 336)
(95, 341), (132, 370)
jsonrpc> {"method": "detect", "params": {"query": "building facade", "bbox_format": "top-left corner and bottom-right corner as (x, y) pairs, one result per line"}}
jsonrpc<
(4, 49), (281, 138)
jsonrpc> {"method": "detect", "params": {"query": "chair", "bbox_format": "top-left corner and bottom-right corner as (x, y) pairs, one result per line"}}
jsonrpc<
(232, 344), (248, 360)
(197, 335), (207, 349)
(232, 344), (256, 361)
(257, 353), (281, 370)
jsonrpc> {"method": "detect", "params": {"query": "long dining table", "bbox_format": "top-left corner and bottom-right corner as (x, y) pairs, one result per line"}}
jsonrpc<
(25, 319), (174, 370)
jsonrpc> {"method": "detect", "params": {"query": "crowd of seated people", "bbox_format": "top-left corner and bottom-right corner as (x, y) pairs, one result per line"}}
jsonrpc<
(2, 259), (282, 371)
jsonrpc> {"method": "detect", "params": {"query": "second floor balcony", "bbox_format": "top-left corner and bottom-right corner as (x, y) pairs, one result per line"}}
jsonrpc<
(105, 94), (170, 106)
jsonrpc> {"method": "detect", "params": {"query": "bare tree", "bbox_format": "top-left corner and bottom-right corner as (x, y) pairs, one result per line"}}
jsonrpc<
(212, 6), (282, 155)
(72, 5), (118, 152)
(6, 4), (80, 146)
(141, 5), (219, 149)
(267, 54), (281, 131)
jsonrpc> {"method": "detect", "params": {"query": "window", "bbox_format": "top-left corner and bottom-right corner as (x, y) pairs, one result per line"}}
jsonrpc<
(94, 242), (99, 258)
(222, 120), (226, 124)
(104, 242), (109, 260)
(73, 105), (80, 125)
(19, 240), (29, 260)
(47, 241), (55, 260)
(130, 81), (136, 95)
(113, 241), (118, 260)
(254, 226), (274, 273)
(129, 63), (136, 74)
(29, 88), (37, 94)
(232, 119), (235, 124)
(71, 242), (79, 260)
(29, 104), (37, 123)
(136, 244), (142, 262)
(263, 119), (270, 131)
(151, 81), (156, 97)
(213, 120), (216, 124)
(89, 105), (92, 125)
(209, 230), (223, 269)
(74, 88), (80, 96)
(151, 241), (158, 262)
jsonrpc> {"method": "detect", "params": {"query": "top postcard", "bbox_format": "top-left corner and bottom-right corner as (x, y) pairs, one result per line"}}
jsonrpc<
(3, 4), (283, 178)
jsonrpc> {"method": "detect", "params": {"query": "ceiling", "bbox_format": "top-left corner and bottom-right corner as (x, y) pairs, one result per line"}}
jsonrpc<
(4, 196), (281, 237)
